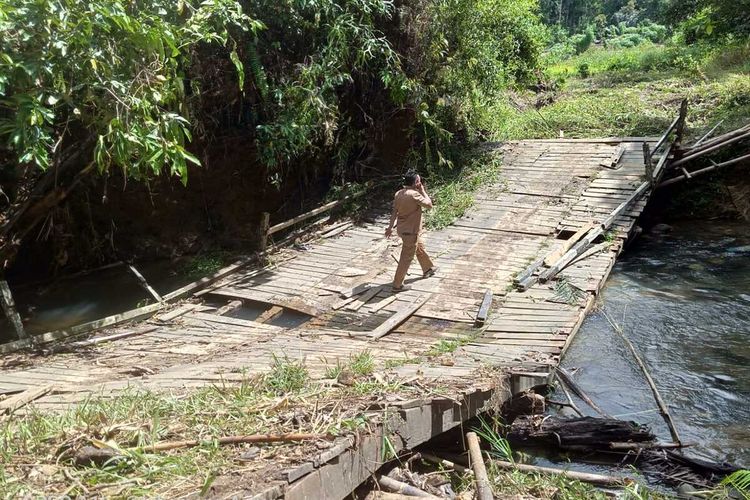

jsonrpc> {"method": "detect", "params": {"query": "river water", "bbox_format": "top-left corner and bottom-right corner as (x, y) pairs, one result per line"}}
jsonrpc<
(562, 220), (750, 468)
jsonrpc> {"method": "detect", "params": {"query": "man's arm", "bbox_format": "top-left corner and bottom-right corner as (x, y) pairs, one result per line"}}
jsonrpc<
(385, 200), (397, 238)
(415, 180), (433, 209)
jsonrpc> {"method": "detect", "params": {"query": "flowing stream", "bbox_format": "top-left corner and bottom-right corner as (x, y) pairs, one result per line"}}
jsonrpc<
(562, 220), (750, 468)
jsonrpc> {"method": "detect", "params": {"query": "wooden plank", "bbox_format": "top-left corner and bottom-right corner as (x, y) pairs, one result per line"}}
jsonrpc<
(256, 306), (284, 324)
(209, 288), (320, 317)
(0, 302), (164, 355)
(370, 294), (432, 340)
(0, 385), (54, 416)
(474, 289), (493, 327)
(127, 264), (163, 302)
(0, 280), (27, 340)
(544, 223), (595, 267)
(345, 286), (383, 312)
(368, 295), (398, 313)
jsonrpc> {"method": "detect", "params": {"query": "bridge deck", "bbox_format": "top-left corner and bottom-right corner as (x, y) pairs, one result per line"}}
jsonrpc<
(0, 139), (656, 497)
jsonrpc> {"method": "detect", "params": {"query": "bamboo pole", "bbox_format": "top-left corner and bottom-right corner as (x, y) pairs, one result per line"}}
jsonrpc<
(466, 432), (493, 500)
(682, 124), (750, 155)
(436, 453), (630, 488)
(603, 313), (682, 445)
(491, 460), (630, 487)
(692, 120), (725, 147)
(670, 130), (750, 168)
(659, 152), (750, 188)
(555, 374), (584, 417)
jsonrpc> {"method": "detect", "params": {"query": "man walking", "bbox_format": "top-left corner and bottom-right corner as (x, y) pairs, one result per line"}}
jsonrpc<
(385, 171), (438, 291)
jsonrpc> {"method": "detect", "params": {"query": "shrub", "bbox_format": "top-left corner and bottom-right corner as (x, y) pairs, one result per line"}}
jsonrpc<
(577, 63), (591, 78)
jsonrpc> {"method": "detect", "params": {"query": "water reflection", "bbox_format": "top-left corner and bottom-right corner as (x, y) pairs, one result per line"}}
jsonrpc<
(563, 221), (750, 467)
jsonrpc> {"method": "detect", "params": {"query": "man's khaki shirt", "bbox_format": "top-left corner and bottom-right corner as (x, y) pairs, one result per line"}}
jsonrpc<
(394, 188), (430, 236)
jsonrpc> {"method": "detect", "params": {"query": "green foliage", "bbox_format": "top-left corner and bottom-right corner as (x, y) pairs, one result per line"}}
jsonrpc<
(721, 470), (750, 499)
(473, 416), (513, 462)
(572, 26), (596, 53)
(577, 62), (591, 78)
(0, 0), (258, 181)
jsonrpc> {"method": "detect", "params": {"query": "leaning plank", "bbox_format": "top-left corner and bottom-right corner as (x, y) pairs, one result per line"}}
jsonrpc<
(0, 302), (164, 355)
(163, 257), (254, 302)
(556, 368), (611, 418)
(0, 280), (27, 340)
(346, 286), (383, 312)
(0, 385), (54, 415)
(544, 223), (595, 266)
(155, 304), (199, 322)
(659, 152), (750, 188)
(127, 264), (163, 302)
(474, 289), (493, 327)
(370, 294), (432, 340)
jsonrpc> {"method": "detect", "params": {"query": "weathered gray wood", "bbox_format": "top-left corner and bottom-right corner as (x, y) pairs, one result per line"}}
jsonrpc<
(0, 280), (27, 340)
(0, 385), (53, 415)
(556, 368), (611, 418)
(670, 130), (750, 168)
(0, 302), (163, 355)
(370, 294), (432, 340)
(474, 289), (493, 327)
(164, 257), (255, 301)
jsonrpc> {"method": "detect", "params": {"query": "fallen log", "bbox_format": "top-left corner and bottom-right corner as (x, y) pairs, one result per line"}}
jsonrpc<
(0, 280), (27, 341)
(466, 432), (493, 500)
(138, 432), (333, 453)
(507, 416), (653, 449)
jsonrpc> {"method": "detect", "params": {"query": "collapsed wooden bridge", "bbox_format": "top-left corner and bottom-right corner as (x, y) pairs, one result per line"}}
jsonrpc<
(2, 103), (746, 498)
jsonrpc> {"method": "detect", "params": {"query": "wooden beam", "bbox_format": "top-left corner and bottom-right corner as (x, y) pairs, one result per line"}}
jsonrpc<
(544, 223), (595, 267)
(256, 305), (284, 324)
(474, 289), (493, 327)
(0, 280), (27, 340)
(0, 302), (163, 355)
(670, 130), (750, 168)
(163, 257), (254, 302)
(370, 294), (431, 340)
(127, 264), (163, 303)
(267, 197), (350, 236)
(660, 152), (750, 188)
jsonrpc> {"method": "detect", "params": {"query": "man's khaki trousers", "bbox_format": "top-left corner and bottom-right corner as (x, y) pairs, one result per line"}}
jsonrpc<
(394, 233), (434, 288)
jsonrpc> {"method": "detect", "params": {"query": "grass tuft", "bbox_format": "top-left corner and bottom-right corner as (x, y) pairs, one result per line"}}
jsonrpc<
(264, 355), (309, 394)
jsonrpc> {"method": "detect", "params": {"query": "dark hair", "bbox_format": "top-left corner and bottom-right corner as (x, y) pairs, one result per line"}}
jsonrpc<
(403, 170), (418, 186)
